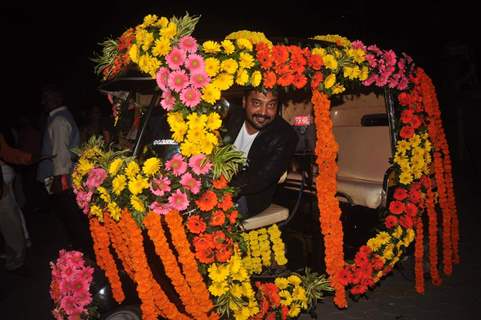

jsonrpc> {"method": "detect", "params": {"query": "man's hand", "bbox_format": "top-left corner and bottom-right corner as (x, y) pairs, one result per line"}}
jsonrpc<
(51, 175), (63, 194)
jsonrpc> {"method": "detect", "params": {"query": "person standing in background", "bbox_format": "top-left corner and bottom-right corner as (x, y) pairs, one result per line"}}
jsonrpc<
(37, 84), (92, 257)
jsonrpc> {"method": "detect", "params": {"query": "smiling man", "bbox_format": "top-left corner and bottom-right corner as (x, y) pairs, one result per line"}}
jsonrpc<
(223, 88), (298, 217)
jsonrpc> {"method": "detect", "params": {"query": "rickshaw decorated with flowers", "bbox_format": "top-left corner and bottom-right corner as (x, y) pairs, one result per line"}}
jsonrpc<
(49, 12), (460, 320)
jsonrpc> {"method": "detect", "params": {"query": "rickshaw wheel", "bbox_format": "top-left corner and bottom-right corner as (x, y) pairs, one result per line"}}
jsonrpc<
(103, 305), (141, 320)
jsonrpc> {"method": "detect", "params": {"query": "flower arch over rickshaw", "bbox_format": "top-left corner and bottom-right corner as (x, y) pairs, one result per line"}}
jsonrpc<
(70, 13), (459, 319)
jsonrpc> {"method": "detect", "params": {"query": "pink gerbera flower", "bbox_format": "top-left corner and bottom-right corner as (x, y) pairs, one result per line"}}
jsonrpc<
(168, 189), (189, 211)
(149, 201), (172, 215)
(180, 86), (201, 108)
(165, 154), (187, 176)
(179, 36), (198, 53)
(185, 53), (205, 72)
(165, 47), (186, 70)
(189, 154), (212, 175)
(156, 67), (170, 91)
(85, 168), (107, 190)
(168, 70), (189, 92)
(150, 176), (171, 196)
(160, 90), (176, 111)
(180, 172), (201, 194)
(190, 71), (210, 89)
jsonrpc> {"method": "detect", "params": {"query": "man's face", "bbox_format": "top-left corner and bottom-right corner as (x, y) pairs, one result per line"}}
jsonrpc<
(242, 90), (278, 133)
(41, 90), (62, 112)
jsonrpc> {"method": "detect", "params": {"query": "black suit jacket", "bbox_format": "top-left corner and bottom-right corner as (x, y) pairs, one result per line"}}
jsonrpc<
(223, 105), (299, 217)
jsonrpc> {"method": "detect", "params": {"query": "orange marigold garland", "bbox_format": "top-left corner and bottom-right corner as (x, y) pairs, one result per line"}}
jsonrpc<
(144, 212), (209, 320)
(88, 218), (125, 304)
(311, 90), (346, 308)
(164, 210), (216, 316)
(418, 68), (458, 275)
(104, 213), (135, 280)
(414, 215), (425, 293)
(425, 180), (442, 285)
(120, 213), (189, 320)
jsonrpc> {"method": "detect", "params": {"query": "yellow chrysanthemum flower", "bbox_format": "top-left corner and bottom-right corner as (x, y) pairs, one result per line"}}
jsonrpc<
(376, 231), (391, 245)
(128, 175), (149, 195)
(156, 16), (169, 28)
(250, 70), (262, 87)
(208, 282), (228, 297)
(332, 84), (346, 94)
(142, 14), (158, 27)
(220, 58), (238, 74)
(221, 39), (235, 54)
(206, 112), (222, 131)
(142, 157), (161, 176)
(239, 52), (255, 69)
(393, 226), (403, 239)
(202, 40), (221, 53)
(97, 186), (111, 203)
(213, 73), (234, 91)
(108, 158), (123, 177)
(125, 161), (140, 178)
(141, 32), (154, 51)
(90, 205), (104, 222)
(324, 74), (336, 89)
(360, 65), (369, 81)
(107, 201), (122, 221)
(236, 68), (249, 85)
(152, 37), (171, 57)
(208, 264), (230, 282)
(202, 83), (221, 104)
(367, 238), (382, 251)
(288, 275), (302, 286)
(172, 124), (188, 142)
(230, 284), (244, 298)
(160, 22), (177, 39)
(179, 141), (195, 157)
(275, 277), (290, 289)
(323, 54), (338, 70)
(279, 290), (293, 306)
(288, 304), (301, 318)
(76, 158), (94, 176)
(236, 38), (253, 51)
(112, 175), (127, 195)
(130, 195), (145, 212)
(204, 57), (220, 77)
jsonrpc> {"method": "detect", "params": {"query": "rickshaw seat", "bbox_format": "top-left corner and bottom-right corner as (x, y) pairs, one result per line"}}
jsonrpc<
(242, 204), (289, 231)
(333, 126), (391, 209)
(242, 171), (290, 231)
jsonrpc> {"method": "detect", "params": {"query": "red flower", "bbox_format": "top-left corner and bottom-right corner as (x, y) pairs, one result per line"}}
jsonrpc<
(393, 187), (408, 201)
(212, 175), (228, 189)
(405, 202), (418, 217)
(400, 215), (414, 229)
(263, 71), (277, 89)
(308, 53), (323, 70)
(350, 284), (368, 295)
(292, 73), (308, 89)
(228, 210), (239, 225)
(398, 92), (411, 106)
(218, 193), (233, 211)
(372, 255), (385, 271)
(400, 109), (414, 124)
(256, 46), (273, 70)
(385, 215), (399, 228)
(277, 72), (294, 87)
(389, 200), (405, 214)
(310, 72), (324, 89)
(272, 45), (289, 65)
(410, 115), (422, 129)
(409, 189), (422, 204)
(210, 210), (225, 226)
(196, 190), (218, 212)
(420, 175), (431, 188)
(212, 230), (227, 249)
(196, 247), (215, 264)
(337, 267), (352, 286)
(193, 233), (214, 251)
(215, 245), (232, 262)
(354, 251), (369, 267)
(187, 215), (206, 234)
(400, 126), (415, 139)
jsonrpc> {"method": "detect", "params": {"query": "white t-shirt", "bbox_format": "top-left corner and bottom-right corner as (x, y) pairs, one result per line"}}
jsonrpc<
(233, 122), (259, 157)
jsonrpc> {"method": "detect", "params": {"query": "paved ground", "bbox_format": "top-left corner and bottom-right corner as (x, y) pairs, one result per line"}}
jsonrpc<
(0, 165), (478, 319)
